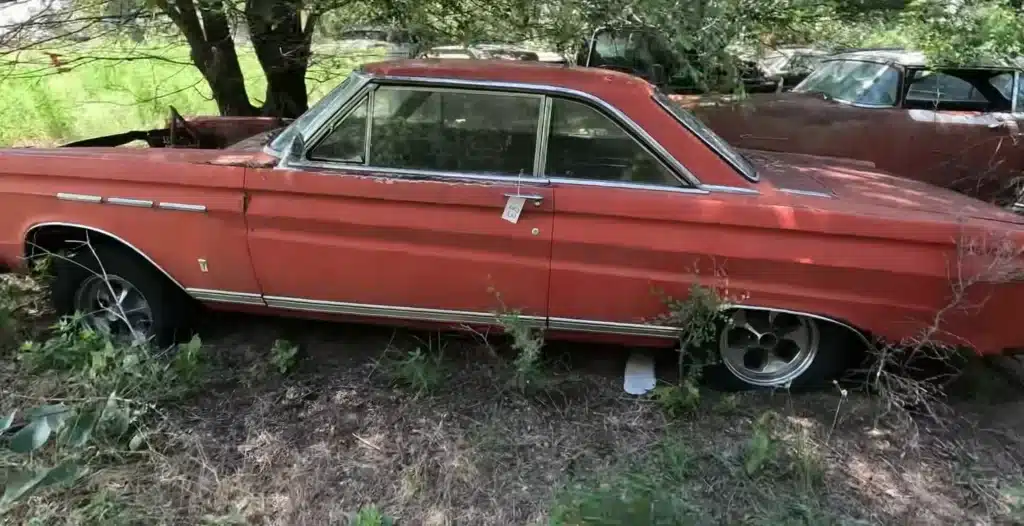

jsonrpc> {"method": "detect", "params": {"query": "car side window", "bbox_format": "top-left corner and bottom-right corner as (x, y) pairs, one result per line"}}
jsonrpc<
(368, 86), (540, 176)
(907, 71), (986, 103)
(990, 72), (1024, 111)
(308, 96), (368, 163)
(544, 97), (681, 187)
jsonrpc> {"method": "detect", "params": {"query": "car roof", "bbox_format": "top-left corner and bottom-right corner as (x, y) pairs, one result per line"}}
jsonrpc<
(360, 59), (653, 97)
(825, 48), (1024, 70)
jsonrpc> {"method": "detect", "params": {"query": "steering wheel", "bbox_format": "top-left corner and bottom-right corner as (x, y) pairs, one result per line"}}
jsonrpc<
(168, 106), (200, 147)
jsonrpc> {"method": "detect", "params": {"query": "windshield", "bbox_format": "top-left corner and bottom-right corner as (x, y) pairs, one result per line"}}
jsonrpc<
(653, 91), (758, 182)
(268, 73), (362, 154)
(792, 59), (900, 106)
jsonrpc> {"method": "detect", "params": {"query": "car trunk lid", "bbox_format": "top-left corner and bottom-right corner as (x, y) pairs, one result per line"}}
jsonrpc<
(745, 149), (1024, 225)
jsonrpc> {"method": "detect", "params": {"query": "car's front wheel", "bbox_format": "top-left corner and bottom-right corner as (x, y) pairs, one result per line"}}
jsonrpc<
(50, 243), (191, 347)
(704, 308), (860, 391)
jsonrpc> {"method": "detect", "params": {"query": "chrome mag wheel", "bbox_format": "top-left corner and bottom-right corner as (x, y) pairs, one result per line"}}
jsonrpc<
(719, 309), (820, 388)
(73, 274), (154, 344)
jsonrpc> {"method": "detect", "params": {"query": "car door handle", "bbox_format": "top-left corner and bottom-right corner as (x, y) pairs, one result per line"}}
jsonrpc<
(504, 193), (544, 201)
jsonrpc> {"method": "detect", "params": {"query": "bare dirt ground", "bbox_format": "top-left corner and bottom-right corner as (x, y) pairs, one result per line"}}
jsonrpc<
(6, 302), (1024, 525)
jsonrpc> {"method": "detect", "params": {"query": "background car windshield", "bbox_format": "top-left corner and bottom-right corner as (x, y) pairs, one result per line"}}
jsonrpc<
(793, 59), (899, 106)
(269, 74), (357, 153)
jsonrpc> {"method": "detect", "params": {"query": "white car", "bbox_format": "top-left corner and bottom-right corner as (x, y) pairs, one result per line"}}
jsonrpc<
(335, 27), (425, 60)
(421, 43), (567, 63)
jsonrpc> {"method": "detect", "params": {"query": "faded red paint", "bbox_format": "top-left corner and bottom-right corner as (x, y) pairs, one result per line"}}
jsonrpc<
(0, 59), (1023, 356)
(672, 91), (1024, 205)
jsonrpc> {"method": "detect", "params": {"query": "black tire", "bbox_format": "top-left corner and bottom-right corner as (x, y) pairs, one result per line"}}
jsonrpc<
(700, 311), (862, 392)
(50, 243), (193, 347)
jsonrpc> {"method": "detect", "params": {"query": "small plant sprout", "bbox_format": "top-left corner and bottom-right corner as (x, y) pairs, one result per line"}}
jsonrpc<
(376, 344), (448, 397)
(488, 286), (547, 392)
(270, 338), (300, 375)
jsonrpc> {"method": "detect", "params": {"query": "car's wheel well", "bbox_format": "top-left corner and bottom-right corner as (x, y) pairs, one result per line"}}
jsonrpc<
(24, 224), (187, 294)
(721, 305), (873, 350)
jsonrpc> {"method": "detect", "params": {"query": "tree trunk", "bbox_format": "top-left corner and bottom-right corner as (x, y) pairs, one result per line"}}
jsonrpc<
(247, 0), (316, 118)
(197, 40), (259, 116)
(158, 0), (259, 116)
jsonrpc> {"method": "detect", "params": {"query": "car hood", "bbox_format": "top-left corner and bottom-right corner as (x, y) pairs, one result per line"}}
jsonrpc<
(744, 149), (1024, 225)
(0, 146), (278, 168)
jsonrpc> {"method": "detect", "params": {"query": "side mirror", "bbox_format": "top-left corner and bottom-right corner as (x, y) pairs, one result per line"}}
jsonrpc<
(286, 133), (306, 163)
(651, 63), (666, 86)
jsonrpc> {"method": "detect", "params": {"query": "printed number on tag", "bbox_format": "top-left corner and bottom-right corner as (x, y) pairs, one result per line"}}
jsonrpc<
(502, 196), (526, 224)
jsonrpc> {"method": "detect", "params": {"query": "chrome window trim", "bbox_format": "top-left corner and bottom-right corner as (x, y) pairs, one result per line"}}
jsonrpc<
(371, 75), (702, 187)
(543, 94), (692, 189)
(1012, 71), (1020, 114)
(547, 177), (708, 195)
(532, 96), (552, 177)
(300, 86), (376, 167)
(363, 90), (374, 164)
(652, 93), (759, 182)
(290, 81), (547, 179)
(284, 162), (553, 186)
(701, 184), (760, 195)
(304, 92), (372, 165)
(280, 73), (703, 188)
(265, 72), (372, 158)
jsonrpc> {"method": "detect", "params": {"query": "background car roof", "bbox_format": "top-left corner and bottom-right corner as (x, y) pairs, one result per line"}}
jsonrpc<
(825, 48), (1024, 70)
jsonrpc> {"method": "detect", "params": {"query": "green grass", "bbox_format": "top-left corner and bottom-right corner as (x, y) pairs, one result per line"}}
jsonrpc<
(0, 40), (362, 146)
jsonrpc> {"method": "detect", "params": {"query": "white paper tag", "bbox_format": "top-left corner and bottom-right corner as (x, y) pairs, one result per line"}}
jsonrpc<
(502, 196), (526, 224)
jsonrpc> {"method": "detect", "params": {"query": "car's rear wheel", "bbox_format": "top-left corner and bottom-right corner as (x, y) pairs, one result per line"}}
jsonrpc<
(704, 308), (859, 391)
(50, 244), (191, 347)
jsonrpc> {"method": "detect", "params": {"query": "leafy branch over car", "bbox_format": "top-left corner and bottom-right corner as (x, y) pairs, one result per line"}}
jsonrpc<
(1, 59), (1024, 391)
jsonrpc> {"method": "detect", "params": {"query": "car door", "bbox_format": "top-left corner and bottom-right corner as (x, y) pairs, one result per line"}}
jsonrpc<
(541, 94), (726, 338)
(1006, 71), (1024, 209)
(899, 69), (1024, 203)
(244, 82), (554, 325)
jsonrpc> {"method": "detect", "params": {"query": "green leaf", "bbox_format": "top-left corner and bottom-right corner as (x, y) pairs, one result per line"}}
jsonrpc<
(64, 409), (100, 448)
(0, 469), (49, 508)
(10, 418), (52, 454)
(39, 460), (83, 488)
(0, 410), (16, 433)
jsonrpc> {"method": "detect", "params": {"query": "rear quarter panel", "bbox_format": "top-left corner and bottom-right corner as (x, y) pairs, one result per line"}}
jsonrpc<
(0, 152), (260, 295)
(550, 184), (1024, 354)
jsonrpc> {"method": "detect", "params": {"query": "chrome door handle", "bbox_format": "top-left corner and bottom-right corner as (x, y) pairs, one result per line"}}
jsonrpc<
(504, 193), (544, 201)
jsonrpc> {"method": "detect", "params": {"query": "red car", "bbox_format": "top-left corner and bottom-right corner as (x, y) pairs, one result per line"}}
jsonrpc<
(678, 49), (1024, 208)
(1, 59), (1023, 390)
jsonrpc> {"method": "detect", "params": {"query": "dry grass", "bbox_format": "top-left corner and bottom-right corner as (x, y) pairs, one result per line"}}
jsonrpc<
(2, 282), (1024, 525)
